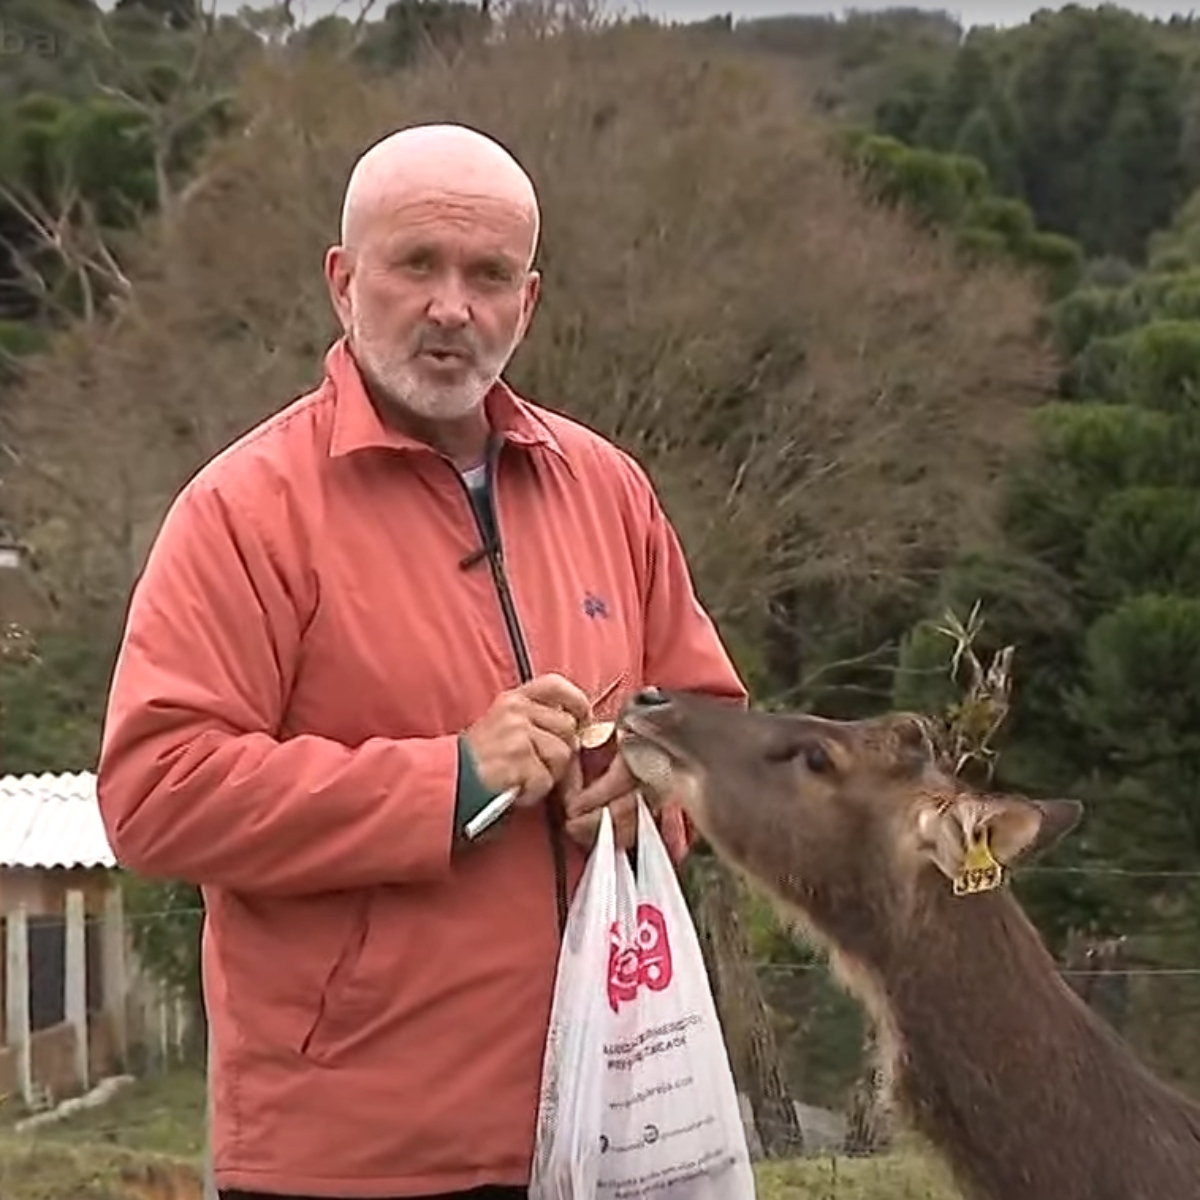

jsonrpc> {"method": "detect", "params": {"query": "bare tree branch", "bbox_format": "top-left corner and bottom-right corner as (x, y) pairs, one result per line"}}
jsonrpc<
(0, 179), (135, 322)
(0, 22), (1055, 634)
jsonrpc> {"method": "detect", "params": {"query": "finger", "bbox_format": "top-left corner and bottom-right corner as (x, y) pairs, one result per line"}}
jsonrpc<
(613, 812), (638, 852)
(610, 793), (639, 846)
(519, 673), (591, 724)
(511, 744), (556, 806)
(658, 804), (691, 864)
(558, 754), (583, 807)
(609, 791), (638, 818)
(523, 699), (582, 746)
(530, 726), (576, 783)
(565, 808), (602, 849)
(567, 753), (640, 817)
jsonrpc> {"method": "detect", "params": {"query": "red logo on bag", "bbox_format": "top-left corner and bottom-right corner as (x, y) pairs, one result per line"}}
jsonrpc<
(607, 903), (673, 1012)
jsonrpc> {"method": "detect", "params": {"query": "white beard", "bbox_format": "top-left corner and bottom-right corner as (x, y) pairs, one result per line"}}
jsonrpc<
(352, 322), (519, 421)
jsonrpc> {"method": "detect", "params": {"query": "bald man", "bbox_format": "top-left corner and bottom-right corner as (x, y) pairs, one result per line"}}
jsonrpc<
(96, 123), (747, 1199)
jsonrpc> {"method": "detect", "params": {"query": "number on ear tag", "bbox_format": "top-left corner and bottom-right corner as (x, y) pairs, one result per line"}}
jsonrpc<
(953, 828), (1005, 896)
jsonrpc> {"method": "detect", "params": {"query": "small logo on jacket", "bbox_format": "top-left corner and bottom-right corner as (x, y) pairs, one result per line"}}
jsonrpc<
(607, 903), (674, 1012)
(582, 592), (609, 619)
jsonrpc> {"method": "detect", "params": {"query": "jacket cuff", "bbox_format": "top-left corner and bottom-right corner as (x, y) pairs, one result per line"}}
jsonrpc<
(454, 736), (502, 838)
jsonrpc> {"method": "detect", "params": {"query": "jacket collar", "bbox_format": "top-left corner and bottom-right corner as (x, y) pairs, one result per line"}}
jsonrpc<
(324, 336), (567, 467)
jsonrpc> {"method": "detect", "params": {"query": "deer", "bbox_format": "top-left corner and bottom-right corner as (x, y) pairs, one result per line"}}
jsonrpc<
(614, 686), (1200, 1200)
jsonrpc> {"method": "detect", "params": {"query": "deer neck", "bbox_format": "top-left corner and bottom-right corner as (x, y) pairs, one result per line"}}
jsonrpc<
(866, 885), (1200, 1200)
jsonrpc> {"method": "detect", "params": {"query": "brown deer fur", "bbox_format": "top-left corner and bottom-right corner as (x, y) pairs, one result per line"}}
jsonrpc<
(616, 688), (1200, 1200)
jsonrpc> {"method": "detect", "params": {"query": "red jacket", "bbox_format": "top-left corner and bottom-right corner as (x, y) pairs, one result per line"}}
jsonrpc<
(97, 339), (747, 1198)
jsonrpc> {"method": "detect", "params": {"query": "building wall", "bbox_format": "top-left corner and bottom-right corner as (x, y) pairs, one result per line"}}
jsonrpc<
(0, 866), (115, 917)
(0, 868), (124, 1101)
(0, 1010), (119, 1102)
(0, 866), (112, 1030)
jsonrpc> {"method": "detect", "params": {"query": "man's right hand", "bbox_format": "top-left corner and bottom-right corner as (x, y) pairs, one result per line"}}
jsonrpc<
(463, 673), (592, 805)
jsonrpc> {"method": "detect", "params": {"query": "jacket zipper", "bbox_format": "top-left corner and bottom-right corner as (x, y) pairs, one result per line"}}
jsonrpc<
(455, 437), (570, 935)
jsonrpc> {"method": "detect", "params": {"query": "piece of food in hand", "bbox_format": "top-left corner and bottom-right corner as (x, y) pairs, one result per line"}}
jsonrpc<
(578, 719), (617, 784)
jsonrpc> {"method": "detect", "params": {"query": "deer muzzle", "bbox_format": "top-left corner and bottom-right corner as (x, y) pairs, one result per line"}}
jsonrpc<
(616, 688), (685, 799)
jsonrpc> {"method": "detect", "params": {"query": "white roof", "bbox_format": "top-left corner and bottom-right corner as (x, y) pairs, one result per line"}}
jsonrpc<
(0, 771), (116, 869)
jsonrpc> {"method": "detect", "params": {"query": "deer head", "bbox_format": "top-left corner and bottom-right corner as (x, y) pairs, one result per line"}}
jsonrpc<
(617, 688), (1082, 956)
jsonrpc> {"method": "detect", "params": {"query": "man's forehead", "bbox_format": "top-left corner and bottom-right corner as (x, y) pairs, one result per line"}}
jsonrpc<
(383, 187), (533, 224)
(370, 191), (537, 260)
(393, 143), (534, 203)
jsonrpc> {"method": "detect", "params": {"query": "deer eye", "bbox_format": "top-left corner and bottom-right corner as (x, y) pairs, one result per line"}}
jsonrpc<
(766, 736), (836, 774)
(803, 743), (834, 775)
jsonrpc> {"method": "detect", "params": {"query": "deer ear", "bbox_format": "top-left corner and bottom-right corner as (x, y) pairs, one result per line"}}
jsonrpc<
(981, 794), (1084, 865)
(916, 794), (1083, 893)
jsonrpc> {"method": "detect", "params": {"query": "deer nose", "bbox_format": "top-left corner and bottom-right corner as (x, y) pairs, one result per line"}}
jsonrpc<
(631, 686), (669, 709)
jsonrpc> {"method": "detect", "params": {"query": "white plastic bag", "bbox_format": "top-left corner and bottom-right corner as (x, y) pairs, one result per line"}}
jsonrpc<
(530, 797), (757, 1200)
(530, 801), (621, 1200)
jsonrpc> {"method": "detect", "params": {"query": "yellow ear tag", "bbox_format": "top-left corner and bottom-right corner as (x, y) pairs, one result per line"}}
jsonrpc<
(953, 827), (1005, 896)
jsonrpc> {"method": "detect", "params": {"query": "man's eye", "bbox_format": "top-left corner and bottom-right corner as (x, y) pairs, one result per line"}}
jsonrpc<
(476, 262), (514, 285)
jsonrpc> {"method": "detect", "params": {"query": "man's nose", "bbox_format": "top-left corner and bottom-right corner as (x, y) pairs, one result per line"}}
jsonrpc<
(425, 276), (471, 326)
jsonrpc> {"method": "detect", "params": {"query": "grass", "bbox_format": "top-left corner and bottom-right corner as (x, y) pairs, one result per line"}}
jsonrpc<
(0, 1069), (204, 1200)
(0, 1068), (963, 1199)
(756, 1146), (962, 1198)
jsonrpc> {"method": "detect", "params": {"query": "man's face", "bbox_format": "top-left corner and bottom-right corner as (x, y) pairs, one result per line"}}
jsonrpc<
(326, 190), (540, 422)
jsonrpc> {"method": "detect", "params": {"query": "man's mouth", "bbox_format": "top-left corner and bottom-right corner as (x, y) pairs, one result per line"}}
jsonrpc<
(419, 348), (471, 365)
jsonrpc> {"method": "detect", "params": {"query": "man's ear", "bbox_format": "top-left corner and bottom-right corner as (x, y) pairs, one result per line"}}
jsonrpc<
(324, 244), (354, 332)
(917, 793), (1084, 889)
(516, 268), (541, 340)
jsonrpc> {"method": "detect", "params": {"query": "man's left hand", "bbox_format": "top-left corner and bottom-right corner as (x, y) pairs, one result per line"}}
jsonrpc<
(561, 753), (690, 864)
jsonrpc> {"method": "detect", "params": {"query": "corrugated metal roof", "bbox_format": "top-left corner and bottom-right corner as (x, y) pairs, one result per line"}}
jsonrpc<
(0, 771), (116, 869)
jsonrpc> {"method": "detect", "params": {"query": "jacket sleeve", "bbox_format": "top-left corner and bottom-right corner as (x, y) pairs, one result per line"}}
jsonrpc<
(635, 471), (750, 861)
(96, 477), (461, 897)
(638, 480), (748, 707)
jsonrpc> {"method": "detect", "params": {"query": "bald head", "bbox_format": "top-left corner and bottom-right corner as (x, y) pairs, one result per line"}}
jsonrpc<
(325, 122), (544, 443)
(339, 123), (541, 265)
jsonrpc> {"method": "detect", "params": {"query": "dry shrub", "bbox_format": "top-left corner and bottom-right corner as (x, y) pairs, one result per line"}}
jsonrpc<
(1, 14), (1056, 643)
